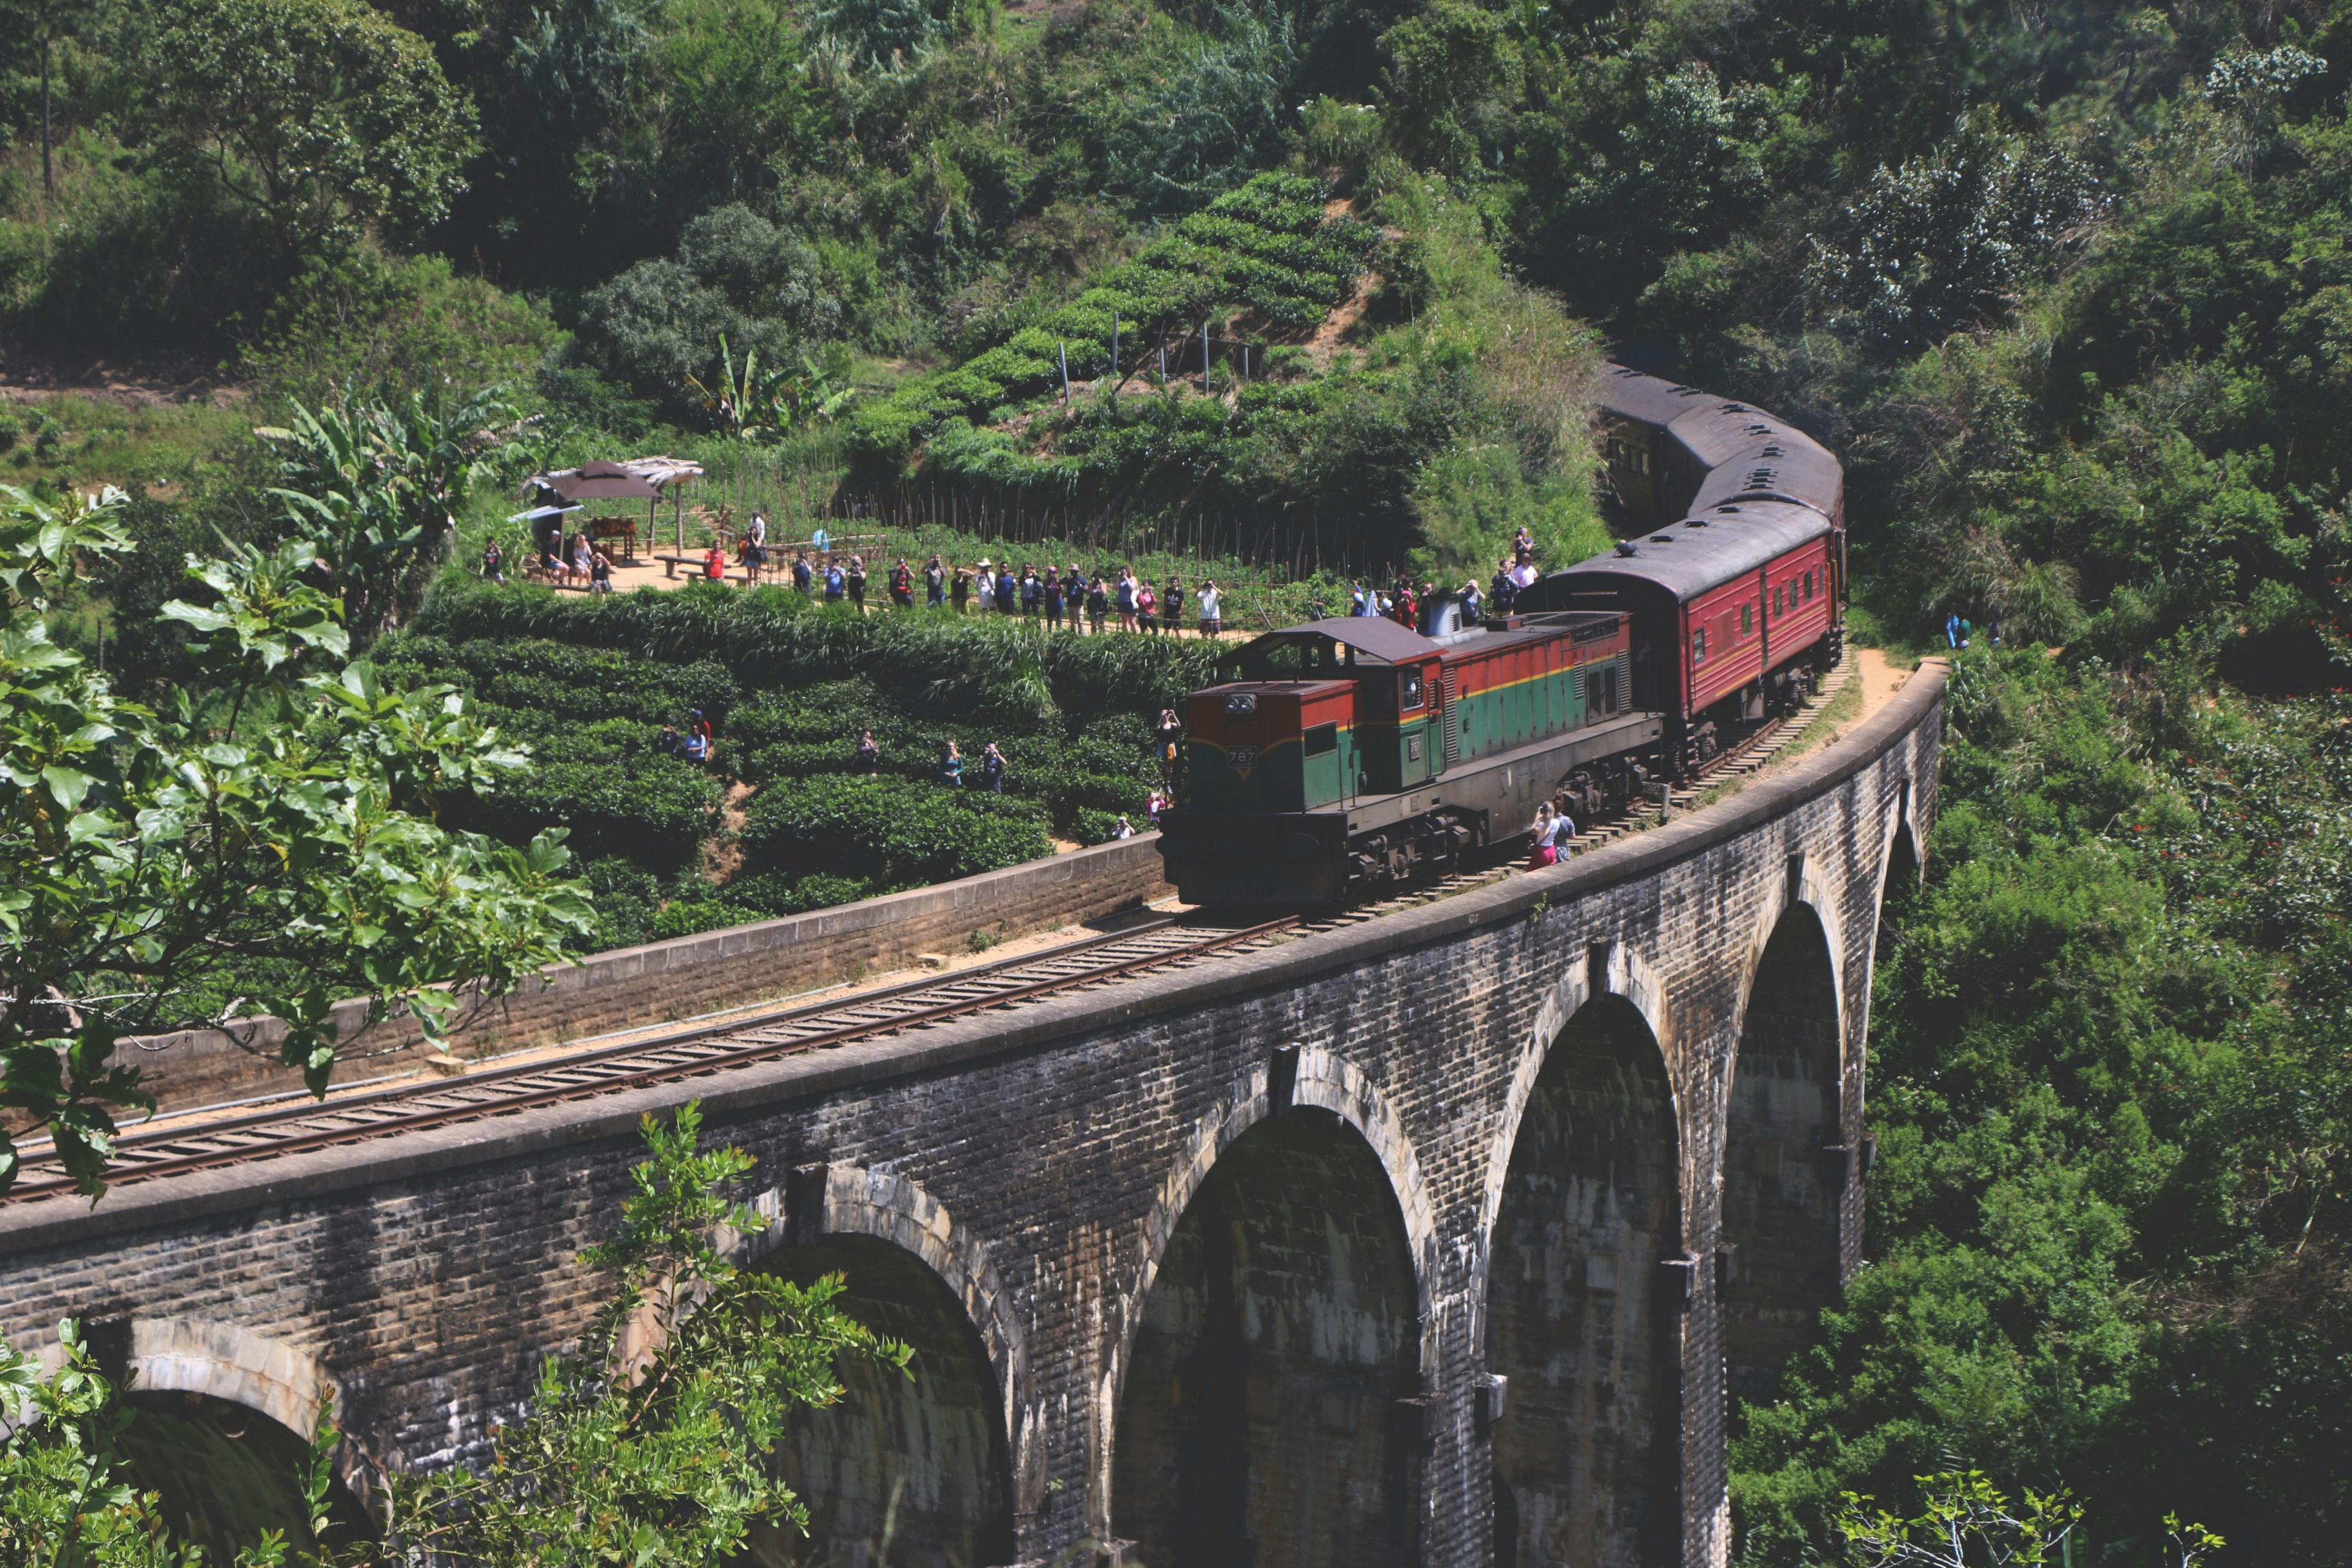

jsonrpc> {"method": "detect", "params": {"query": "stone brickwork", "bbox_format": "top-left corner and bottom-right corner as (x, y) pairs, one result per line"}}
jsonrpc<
(0, 665), (1946, 1568)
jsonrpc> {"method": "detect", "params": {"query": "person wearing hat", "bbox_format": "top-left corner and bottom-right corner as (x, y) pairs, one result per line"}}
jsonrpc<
(975, 558), (997, 614)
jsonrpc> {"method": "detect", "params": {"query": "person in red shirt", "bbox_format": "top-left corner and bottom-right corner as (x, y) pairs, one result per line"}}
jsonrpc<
(703, 541), (727, 582)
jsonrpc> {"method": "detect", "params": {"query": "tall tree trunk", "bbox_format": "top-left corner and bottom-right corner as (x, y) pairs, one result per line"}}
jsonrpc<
(41, 15), (54, 199)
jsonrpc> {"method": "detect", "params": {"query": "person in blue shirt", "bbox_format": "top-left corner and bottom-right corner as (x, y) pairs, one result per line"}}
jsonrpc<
(825, 560), (846, 601)
(941, 740), (964, 787)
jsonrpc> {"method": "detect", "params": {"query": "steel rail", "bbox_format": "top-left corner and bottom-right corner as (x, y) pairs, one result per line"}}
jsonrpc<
(24, 913), (1188, 1166)
(3, 916), (1293, 1203)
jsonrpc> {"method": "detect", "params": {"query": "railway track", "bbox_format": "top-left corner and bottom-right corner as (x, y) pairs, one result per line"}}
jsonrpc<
(7, 655), (1859, 1208)
(1, 916), (1300, 1205)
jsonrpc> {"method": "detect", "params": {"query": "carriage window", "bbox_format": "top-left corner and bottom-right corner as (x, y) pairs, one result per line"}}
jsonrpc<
(1692, 627), (1707, 663)
(1400, 669), (1426, 710)
(1304, 722), (1338, 756)
(1804, 570), (1815, 602)
(1740, 603), (1754, 638)
(1774, 584), (1785, 618)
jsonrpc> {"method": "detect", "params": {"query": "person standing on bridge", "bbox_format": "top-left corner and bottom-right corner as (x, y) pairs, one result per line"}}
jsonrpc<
(1527, 803), (1562, 868)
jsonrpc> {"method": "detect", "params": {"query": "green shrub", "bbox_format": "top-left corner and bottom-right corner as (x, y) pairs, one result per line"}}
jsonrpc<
(375, 631), (727, 872)
(848, 172), (1378, 456)
(1071, 807), (1134, 844)
(577, 856), (663, 951)
(741, 775), (1053, 885)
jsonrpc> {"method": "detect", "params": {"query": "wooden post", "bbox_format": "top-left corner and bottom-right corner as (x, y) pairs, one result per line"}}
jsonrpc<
(1111, 311), (1119, 377)
(1059, 342), (1071, 402)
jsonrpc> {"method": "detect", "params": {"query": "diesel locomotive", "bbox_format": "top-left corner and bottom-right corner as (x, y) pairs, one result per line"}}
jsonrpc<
(1155, 366), (1848, 908)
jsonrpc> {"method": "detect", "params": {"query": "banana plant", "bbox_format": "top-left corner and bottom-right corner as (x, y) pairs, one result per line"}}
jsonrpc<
(770, 350), (859, 428)
(256, 384), (514, 644)
(685, 339), (858, 439)
(682, 333), (774, 440)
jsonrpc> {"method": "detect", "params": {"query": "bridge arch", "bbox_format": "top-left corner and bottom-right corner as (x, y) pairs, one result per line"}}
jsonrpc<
(1124, 1052), (1441, 1324)
(1109, 1051), (1434, 1567)
(1872, 780), (1924, 956)
(1482, 944), (1687, 1568)
(1480, 939), (1677, 1251)
(1729, 853), (1848, 1055)
(1721, 856), (1849, 1409)
(68, 1318), (371, 1556)
(741, 1166), (1020, 1568)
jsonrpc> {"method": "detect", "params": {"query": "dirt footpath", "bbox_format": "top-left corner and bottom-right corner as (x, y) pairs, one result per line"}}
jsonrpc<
(1855, 646), (1911, 723)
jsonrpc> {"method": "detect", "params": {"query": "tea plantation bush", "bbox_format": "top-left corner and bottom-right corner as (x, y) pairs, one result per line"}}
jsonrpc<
(377, 585), (1197, 944)
(741, 776), (1055, 886)
(369, 634), (729, 872)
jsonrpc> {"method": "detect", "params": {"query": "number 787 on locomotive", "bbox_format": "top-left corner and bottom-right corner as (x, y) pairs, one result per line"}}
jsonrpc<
(1155, 366), (1848, 908)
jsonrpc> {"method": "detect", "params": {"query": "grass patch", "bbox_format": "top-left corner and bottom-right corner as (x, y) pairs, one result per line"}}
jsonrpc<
(1779, 678), (1866, 765)
(0, 393), (250, 495)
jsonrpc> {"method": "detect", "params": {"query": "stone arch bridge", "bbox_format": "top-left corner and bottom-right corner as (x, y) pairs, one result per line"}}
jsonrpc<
(0, 665), (1946, 1568)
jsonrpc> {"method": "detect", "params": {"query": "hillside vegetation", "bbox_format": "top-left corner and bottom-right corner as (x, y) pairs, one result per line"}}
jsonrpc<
(6, 0), (2352, 1559)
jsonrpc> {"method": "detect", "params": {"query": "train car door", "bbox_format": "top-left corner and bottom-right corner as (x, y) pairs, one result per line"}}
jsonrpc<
(1399, 662), (1433, 787)
(1438, 665), (1460, 773)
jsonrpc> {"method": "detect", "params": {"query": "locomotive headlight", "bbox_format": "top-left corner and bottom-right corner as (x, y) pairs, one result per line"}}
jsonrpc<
(1224, 693), (1258, 718)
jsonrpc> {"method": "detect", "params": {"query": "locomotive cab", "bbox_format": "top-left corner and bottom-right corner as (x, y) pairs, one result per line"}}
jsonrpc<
(1164, 619), (1453, 906)
(1182, 621), (1442, 815)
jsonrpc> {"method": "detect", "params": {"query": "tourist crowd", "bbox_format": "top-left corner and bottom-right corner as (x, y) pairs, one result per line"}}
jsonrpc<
(502, 514), (1554, 645)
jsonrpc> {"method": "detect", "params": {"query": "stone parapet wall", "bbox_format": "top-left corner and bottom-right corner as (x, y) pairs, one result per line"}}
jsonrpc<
(117, 834), (1175, 1115)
